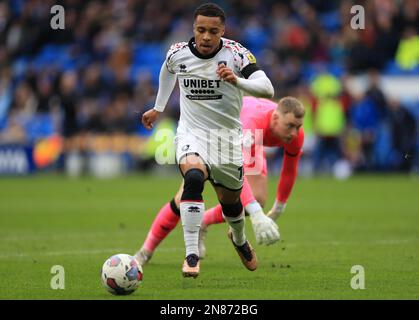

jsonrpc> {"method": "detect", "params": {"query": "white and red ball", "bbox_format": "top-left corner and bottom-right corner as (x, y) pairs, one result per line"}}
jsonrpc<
(101, 254), (143, 295)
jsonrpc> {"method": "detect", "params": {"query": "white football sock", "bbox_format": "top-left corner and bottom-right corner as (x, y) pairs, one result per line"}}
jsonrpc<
(223, 210), (246, 246)
(180, 201), (205, 257)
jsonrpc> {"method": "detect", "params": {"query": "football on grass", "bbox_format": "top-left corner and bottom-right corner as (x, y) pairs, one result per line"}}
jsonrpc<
(101, 254), (143, 295)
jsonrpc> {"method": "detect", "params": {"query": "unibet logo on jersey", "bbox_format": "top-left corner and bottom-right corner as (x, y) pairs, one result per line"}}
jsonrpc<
(183, 78), (222, 100)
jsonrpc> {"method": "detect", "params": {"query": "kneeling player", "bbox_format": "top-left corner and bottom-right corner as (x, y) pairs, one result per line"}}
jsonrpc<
(136, 96), (305, 265)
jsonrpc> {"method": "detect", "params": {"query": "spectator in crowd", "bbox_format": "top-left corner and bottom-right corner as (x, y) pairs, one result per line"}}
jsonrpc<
(395, 27), (419, 70)
(349, 93), (380, 170)
(0, 81), (37, 144)
(58, 70), (79, 139)
(387, 97), (417, 172)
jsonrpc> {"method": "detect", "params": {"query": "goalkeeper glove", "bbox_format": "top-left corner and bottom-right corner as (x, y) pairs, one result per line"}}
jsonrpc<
(249, 210), (280, 245)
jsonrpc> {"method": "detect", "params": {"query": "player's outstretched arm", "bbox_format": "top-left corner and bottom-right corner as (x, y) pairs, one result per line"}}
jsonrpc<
(235, 70), (274, 99)
(267, 151), (301, 220)
(141, 62), (177, 129)
(217, 64), (274, 99)
(267, 200), (287, 221)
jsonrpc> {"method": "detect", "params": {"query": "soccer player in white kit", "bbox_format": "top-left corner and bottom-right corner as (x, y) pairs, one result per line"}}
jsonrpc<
(142, 3), (274, 278)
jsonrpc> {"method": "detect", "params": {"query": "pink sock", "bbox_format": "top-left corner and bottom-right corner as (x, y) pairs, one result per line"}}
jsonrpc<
(240, 175), (256, 206)
(143, 202), (180, 252)
(203, 205), (224, 226)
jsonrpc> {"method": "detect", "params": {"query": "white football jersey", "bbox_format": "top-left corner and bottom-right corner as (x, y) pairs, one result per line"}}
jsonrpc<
(165, 37), (259, 133)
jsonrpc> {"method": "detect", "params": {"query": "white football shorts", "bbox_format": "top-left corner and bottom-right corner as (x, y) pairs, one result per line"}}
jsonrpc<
(175, 127), (244, 191)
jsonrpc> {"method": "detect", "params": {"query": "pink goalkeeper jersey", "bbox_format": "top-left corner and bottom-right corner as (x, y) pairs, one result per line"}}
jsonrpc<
(241, 96), (304, 153)
(240, 96), (304, 203)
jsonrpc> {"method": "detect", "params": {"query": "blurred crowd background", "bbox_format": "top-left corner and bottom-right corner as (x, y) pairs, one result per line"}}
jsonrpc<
(0, 0), (419, 177)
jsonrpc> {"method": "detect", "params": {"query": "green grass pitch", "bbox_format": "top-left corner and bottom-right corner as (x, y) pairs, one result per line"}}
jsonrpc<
(0, 174), (418, 299)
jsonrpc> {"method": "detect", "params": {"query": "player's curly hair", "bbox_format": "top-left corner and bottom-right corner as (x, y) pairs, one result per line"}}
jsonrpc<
(194, 3), (226, 24)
